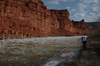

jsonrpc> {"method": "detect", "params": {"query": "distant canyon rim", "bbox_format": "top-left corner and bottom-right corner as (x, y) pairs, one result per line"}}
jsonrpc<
(0, 0), (89, 39)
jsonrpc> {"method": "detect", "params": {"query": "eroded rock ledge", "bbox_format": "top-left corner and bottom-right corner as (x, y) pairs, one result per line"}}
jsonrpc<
(0, 0), (89, 39)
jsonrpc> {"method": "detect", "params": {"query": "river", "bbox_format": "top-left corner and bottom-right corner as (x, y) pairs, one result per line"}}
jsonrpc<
(0, 36), (81, 66)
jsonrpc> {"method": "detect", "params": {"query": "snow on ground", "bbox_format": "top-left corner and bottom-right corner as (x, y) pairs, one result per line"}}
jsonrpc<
(0, 36), (81, 66)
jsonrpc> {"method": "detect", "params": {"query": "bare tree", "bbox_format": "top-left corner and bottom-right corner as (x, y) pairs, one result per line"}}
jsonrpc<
(94, 1), (100, 22)
(97, 17), (100, 22)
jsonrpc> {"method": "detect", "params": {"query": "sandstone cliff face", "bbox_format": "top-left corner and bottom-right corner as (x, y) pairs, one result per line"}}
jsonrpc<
(50, 10), (89, 35)
(0, 0), (89, 39)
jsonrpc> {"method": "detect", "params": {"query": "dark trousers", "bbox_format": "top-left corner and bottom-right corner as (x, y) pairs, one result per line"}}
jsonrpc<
(83, 41), (87, 50)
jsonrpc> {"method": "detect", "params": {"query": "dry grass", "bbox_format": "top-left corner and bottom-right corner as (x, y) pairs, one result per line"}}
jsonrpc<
(59, 37), (100, 66)
(57, 26), (100, 66)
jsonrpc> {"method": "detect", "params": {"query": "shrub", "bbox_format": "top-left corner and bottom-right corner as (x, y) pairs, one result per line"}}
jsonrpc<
(85, 27), (100, 38)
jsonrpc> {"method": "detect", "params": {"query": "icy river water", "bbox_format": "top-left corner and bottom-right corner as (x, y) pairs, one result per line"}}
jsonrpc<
(0, 36), (81, 66)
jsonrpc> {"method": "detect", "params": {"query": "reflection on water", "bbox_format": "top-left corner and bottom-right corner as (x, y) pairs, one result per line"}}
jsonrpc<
(0, 37), (80, 66)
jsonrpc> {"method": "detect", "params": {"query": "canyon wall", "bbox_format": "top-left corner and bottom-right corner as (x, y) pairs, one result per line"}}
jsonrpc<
(0, 0), (89, 39)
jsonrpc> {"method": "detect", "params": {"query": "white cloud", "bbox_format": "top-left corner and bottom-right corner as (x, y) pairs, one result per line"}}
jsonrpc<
(70, 9), (76, 12)
(92, 4), (100, 12)
(66, 7), (71, 9)
(61, 0), (69, 2)
(93, 4), (97, 7)
(78, 3), (87, 11)
(84, 15), (99, 22)
(47, 0), (59, 5)
(70, 0), (74, 1)
(84, 0), (99, 3)
(90, 12), (96, 16)
(74, 13), (85, 17)
(97, 13), (100, 17)
(90, 12), (94, 15)
(47, 0), (74, 5)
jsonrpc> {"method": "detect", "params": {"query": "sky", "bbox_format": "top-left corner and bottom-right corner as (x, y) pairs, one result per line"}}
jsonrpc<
(41, 0), (100, 22)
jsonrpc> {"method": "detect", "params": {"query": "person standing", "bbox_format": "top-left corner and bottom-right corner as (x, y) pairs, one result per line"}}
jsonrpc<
(82, 34), (87, 50)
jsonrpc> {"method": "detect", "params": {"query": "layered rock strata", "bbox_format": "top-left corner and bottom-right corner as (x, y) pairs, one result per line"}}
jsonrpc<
(0, 0), (89, 39)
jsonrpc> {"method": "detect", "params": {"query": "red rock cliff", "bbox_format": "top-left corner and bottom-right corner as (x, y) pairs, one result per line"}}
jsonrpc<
(0, 0), (89, 39)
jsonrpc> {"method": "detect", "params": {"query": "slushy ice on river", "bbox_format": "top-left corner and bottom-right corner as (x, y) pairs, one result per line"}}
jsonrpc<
(0, 36), (81, 66)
